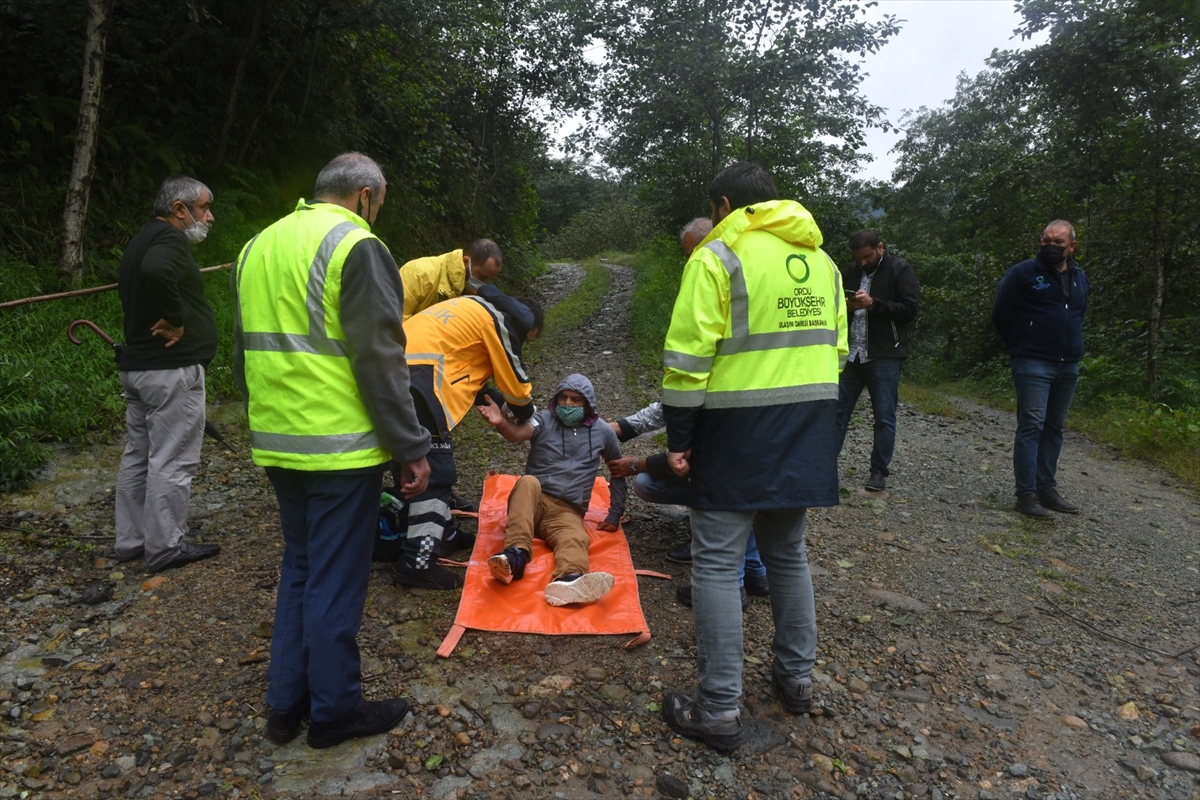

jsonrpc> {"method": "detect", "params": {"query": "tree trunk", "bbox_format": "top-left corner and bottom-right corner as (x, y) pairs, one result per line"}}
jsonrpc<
(1146, 112), (1165, 389)
(58, 0), (114, 287)
(213, 0), (265, 168)
(298, 29), (319, 122)
(234, 46), (302, 166)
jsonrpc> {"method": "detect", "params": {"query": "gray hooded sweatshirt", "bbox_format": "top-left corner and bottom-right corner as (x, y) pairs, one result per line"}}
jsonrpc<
(525, 373), (627, 526)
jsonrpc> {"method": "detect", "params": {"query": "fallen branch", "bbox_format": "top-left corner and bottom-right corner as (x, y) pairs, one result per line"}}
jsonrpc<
(1036, 597), (1197, 660)
(459, 697), (487, 726)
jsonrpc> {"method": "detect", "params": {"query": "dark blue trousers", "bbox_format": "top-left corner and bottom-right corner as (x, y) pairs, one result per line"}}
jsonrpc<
(835, 357), (903, 477)
(265, 466), (383, 723)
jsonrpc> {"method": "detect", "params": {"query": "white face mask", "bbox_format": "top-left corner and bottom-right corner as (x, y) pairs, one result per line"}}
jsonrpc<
(465, 258), (484, 291)
(182, 205), (210, 245)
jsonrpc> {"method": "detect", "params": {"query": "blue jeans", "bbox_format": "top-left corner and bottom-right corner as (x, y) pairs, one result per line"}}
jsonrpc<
(836, 357), (903, 476)
(633, 472), (764, 579)
(265, 466), (384, 723)
(1010, 358), (1079, 497)
(689, 507), (814, 712)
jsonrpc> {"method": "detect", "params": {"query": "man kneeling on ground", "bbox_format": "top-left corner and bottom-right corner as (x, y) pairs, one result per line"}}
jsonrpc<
(478, 374), (627, 606)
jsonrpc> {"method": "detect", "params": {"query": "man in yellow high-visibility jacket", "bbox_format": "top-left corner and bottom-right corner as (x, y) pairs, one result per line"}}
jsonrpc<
(390, 288), (543, 590)
(398, 239), (502, 320)
(233, 152), (431, 750)
(659, 162), (848, 752)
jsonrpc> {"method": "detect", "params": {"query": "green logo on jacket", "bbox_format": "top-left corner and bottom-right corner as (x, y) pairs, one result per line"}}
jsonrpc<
(785, 254), (810, 284)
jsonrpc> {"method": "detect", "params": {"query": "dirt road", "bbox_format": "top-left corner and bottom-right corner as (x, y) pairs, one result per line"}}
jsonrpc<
(1, 262), (1198, 799)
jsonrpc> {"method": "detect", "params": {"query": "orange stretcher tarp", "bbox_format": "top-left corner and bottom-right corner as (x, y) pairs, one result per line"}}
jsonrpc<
(437, 473), (654, 657)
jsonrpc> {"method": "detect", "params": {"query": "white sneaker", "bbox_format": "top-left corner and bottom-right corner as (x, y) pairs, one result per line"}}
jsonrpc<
(544, 572), (614, 606)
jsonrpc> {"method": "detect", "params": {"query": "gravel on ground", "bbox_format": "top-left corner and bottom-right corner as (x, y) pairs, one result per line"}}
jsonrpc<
(1, 262), (1198, 800)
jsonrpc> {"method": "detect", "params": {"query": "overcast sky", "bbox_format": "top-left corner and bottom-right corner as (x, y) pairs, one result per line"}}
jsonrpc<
(855, 0), (1045, 183)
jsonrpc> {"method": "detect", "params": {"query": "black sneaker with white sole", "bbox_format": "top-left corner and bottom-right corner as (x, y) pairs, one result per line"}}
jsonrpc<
(391, 562), (464, 590)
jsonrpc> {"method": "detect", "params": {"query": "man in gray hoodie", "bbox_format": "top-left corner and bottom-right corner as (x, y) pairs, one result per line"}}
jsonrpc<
(478, 373), (628, 606)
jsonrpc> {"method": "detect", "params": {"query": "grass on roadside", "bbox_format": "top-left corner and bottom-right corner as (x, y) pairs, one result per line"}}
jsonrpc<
(522, 257), (611, 364)
(0, 269), (238, 491)
(913, 378), (1200, 489)
(898, 382), (968, 419)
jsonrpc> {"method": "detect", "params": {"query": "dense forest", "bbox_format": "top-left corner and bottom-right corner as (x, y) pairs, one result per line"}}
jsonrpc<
(1, 0), (1198, 487)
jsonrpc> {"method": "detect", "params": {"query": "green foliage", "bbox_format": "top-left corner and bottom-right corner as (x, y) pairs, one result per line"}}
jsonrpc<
(532, 158), (622, 239)
(0, 254), (237, 489)
(0, 0), (595, 289)
(539, 196), (664, 260)
(590, 0), (899, 226)
(882, 0), (1200, 412)
(626, 238), (687, 367)
(1077, 397), (1200, 486)
(0, 370), (51, 492)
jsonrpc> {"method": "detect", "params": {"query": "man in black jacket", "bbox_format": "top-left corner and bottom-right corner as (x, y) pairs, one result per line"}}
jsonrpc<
(834, 229), (920, 492)
(115, 175), (221, 571)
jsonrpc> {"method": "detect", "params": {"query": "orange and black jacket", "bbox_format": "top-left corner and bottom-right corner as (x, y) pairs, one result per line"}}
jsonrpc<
(403, 292), (534, 435)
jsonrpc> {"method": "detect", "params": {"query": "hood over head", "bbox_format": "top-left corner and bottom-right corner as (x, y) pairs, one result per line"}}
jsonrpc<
(700, 199), (824, 253)
(550, 373), (599, 427)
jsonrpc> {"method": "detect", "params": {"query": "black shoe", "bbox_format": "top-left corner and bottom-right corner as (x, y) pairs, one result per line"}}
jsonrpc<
(865, 471), (886, 492)
(771, 662), (813, 715)
(665, 540), (693, 564)
(391, 562), (464, 590)
(267, 707), (306, 745)
(448, 494), (478, 513)
(110, 546), (144, 563)
(487, 547), (530, 584)
(1016, 494), (1052, 519)
(150, 541), (220, 572)
(307, 698), (411, 749)
(436, 526), (476, 557)
(743, 574), (770, 596)
(676, 584), (748, 611)
(1037, 488), (1079, 514)
(661, 691), (745, 752)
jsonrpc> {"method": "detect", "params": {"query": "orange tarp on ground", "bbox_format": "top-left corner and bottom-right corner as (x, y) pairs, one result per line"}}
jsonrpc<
(437, 473), (653, 656)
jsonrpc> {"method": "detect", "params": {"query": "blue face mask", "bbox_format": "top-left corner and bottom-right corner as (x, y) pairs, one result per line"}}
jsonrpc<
(555, 404), (585, 427)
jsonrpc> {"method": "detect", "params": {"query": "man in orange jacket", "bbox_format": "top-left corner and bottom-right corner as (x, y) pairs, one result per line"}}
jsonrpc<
(391, 286), (543, 589)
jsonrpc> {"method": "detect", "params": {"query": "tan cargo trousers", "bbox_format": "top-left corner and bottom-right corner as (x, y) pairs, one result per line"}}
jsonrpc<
(503, 476), (590, 579)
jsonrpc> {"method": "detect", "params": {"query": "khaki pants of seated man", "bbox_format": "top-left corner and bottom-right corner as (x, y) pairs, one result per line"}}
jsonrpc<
(503, 476), (591, 579)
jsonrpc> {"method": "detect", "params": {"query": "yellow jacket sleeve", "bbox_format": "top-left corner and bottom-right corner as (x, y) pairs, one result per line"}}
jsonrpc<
(662, 251), (729, 408)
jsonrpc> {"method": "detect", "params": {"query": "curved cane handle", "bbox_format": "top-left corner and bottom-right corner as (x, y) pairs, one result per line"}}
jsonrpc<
(68, 319), (116, 347)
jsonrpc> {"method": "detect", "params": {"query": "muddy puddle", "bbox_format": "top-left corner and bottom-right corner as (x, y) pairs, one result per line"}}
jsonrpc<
(1, 402), (244, 513)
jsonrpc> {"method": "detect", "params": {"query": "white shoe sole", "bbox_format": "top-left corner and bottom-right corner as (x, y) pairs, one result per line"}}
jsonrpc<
(488, 555), (514, 584)
(544, 572), (614, 606)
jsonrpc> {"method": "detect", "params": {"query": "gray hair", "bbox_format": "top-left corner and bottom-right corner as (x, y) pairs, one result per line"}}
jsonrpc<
(153, 175), (212, 217)
(313, 152), (385, 200)
(1045, 219), (1076, 242)
(679, 216), (712, 244)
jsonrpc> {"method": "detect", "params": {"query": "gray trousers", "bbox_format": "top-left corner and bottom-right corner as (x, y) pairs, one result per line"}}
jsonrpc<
(115, 365), (206, 569)
(690, 506), (816, 712)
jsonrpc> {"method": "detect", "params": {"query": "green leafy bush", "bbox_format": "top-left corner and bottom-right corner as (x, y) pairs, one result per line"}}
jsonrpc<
(540, 197), (663, 261)
(626, 238), (686, 366)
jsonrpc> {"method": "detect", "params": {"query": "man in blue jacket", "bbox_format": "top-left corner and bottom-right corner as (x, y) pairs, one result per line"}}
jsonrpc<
(992, 220), (1089, 518)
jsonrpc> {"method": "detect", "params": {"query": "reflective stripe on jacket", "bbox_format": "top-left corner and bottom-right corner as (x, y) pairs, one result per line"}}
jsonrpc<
(663, 200), (848, 411)
(235, 200), (391, 470)
(399, 249), (466, 320)
(404, 295), (533, 433)
(661, 199), (849, 510)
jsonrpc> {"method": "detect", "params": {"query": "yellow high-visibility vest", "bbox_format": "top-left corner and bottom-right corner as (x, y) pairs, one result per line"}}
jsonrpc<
(234, 200), (391, 470)
(662, 199), (848, 409)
